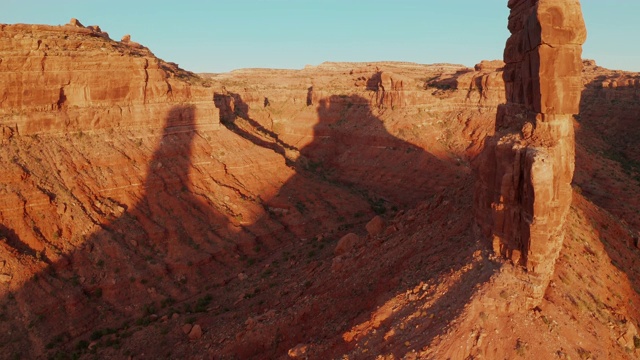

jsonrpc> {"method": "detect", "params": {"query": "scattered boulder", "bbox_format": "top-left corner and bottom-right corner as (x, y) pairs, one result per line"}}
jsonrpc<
(366, 216), (385, 237)
(617, 322), (638, 350)
(331, 256), (344, 272)
(521, 122), (534, 140)
(384, 225), (398, 236)
(334, 233), (360, 256)
(188, 324), (203, 340)
(245, 317), (257, 330)
(288, 343), (308, 359)
(121, 34), (131, 43)
(85, 25), (110, 39)
(182, 323), (193, 334)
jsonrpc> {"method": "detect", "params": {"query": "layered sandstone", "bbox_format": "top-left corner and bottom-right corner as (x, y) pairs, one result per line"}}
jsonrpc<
(0, 21), (217, 135)
(475, 0), (586, 301)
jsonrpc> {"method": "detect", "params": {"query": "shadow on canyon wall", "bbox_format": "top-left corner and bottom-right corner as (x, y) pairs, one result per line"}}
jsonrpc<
(0, 224), (38, 259)
(2, 93), (498, 358)
(575, 75), (640, 213)
(214, 92), (297, 166)
(0, 106), (245, 357)
(212, 92), (497, 357)
(573, 76), (640, 294)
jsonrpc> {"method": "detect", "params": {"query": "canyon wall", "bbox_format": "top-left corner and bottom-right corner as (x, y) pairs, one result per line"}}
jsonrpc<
(1, 20), (503, 356)
(0, 19), (500, 281)
(475, 0), (586, 301)
(0, 21), (218, 136)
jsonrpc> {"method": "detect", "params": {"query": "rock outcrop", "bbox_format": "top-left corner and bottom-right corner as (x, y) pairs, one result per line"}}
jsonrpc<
(0, 22), (217, 135)
(368, 71), (407, 109)
(475, 0), (586, 302)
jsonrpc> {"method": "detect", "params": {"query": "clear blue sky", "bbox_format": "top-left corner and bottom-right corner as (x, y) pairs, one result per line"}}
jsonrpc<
(3, 0), (639, 73)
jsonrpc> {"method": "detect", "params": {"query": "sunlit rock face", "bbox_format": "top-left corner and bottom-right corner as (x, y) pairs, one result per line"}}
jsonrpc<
(0, 22), (217, 135)
(475, 0), (586, 302)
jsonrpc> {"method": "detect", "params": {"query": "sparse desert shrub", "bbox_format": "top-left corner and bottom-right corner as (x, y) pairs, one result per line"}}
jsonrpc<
(194, 294), (212, 312)
(515, 338), (528, 357)
(577, 347), (593, 359)
(295, 201), (307, 213)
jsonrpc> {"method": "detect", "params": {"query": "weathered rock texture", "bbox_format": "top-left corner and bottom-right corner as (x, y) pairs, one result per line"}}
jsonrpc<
(0, 23), (217, 135)
(475, 0), (586, 301)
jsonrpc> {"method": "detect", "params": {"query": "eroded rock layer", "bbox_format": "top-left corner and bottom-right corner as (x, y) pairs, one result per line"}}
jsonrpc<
(475, 0), (586, 301)
(0, 22), (218, 135)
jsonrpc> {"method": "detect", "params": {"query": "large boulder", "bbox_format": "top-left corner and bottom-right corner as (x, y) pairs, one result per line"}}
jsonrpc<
(334, 233), (360, 256)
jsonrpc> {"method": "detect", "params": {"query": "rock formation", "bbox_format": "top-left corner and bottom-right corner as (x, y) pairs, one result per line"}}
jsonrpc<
(475, 0), (587, 302)
(0, 22), (216, 135)
(368, 70), (407, 109)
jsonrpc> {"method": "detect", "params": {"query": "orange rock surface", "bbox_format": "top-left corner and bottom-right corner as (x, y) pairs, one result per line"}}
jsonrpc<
(0, 22), (216, 135)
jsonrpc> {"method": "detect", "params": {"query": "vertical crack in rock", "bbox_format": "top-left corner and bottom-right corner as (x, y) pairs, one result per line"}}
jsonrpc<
(142, 58), (149, 104)
(40, 53), (46, 72)
(56, 87), (67, 109)
(475, 0), (586, 304)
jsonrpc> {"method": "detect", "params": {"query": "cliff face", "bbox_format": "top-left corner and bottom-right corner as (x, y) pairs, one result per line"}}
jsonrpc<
(475, 0), (586, 301)
(0, 22), (217, 136)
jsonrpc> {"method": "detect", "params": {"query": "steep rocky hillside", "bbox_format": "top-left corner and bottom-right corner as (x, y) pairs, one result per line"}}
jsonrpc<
(574, 61), (640, 231)
(0, 20), (499, 359)
(0, 13), (640, 360)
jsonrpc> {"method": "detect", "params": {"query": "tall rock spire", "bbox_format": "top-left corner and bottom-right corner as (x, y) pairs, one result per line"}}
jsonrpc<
(475, 0), (587, 303)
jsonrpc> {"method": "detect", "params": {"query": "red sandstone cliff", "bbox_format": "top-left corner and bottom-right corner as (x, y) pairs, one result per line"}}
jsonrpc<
(0, 21), (217, 136)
